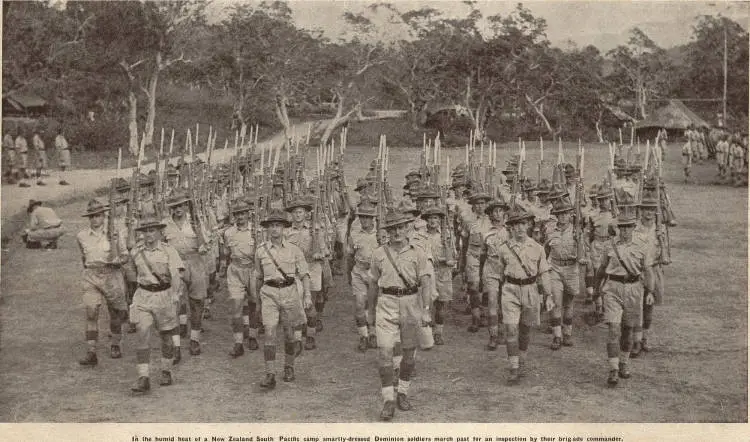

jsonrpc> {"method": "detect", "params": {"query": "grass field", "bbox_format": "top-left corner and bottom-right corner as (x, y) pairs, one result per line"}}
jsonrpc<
(0, 139), (746, 423)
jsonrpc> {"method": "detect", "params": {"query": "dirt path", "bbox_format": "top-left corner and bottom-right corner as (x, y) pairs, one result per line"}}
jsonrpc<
(0, 143), (746, 423)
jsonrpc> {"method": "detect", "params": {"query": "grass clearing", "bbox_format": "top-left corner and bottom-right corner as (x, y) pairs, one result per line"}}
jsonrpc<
(0, 139), (746, 423)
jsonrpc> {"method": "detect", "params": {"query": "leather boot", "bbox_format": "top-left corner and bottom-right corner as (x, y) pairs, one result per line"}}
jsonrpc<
(260, 373), (276, 389)
(110, 345), (122, 359)
(315, 319), (324, 333)
(562, 334), (574, 347)
(189, 340), (201, 356)
(79, 351), (98, 367)
(486, 335), (498, 351)
(304, 336), (316, 350)
(229, 343), (244, 358)
(380, 400), (396, 421)
(507, 368), (520, 385)
(607, 369), (619, 387)
(247, 337), (259, 351)
(467, 318), (479, 333)
(173, 346), (181, 365)
(358, 336), (368, 353)
(630, 341), (642, 359)
(283, 366), (295, 382)
(368, 334), (377, 349)
(433, 333), (444, 346)
(618, 362), (631, 379)
(131, 376), (151, 393)
(551, 337), (562, 350)
(159, 370), (173, 386)
(396, 392), (412, 411)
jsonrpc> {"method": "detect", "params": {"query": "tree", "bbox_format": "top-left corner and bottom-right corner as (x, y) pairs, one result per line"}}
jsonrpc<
(80, 0), (206, 155)
(680, 15), (748, 124)
(607, 28), (674, 119)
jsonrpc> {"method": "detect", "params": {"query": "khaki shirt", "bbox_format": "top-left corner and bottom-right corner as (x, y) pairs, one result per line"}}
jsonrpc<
(14, 136), (28, 154)
(131, 242), (184, 286)
(465, 214), (492, 257)
(369, 243), (432, 290)
(223, 223), (256, 266)
(484, 225), (509, 279)
(77, 226), (128, 267)
(349, 227), (378, 267)
(163, 217), (200, 256)
(590, 211), (616, 240)
(285, 222), (329, 260)
(604, 239), (654, 277)
(546, 224), (579, 264)
(28, 206), (62, 231)
(495, 236), (550, 281)
(633, 223), (659, 264)
(54, 134), (68, 151)
(254, 240), (310, 281)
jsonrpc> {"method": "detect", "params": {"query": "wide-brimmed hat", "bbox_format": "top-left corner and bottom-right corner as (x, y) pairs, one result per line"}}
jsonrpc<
(285, 197), (313, 212)
(616, 212), (638, 226)
(415, 188), (439, 200)
(82, 198), (109, 217)
(596, 185), (614, 200)
(638, 197), (659, 208)
(355, 178), (371, 192)
(114, 177), (131, 193)
(405, 170), (421, 180)
(383, 211), (412, 229)
(616, 193), (638, 224)
(505, 206), (535, 225)
(397, 199), (421, 217)
(536, 179), (551, 195)
(550, 200), (575, 215)
(166, 164), (179, 177)
(166, 191), (191, 207)
(261, 209), (292, 227)
(547, 184), (569, 201)
(27, 199), (43, 213)
(468, 192), (491, 205)
(356, 202), (377, 217)
(522, 179), (537, 193)
(135, 215), (166, 231)
(485, 197), (509, 215)
(588, 184), (600, 197)
(138, 173), (155, 187)
(420, 206), (445, 220)
(231, 199), (251, 214)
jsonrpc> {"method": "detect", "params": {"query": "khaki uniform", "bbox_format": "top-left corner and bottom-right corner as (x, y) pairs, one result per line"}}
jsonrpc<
(15, 135), (28, 170)
(163, 217), (208, 301)
(26, 206), (65, 243)
(55, 134), (71, 168)
(130, 242), (185, 331)
(495, 237), (550, 327)
(285, 222), (328, 292)
(545, 224), (583, 334)
(601, 240), (654, 327)
(463, 215), (492, 288)
(76, 227), (129, 311)
(369, 243), (432, 349)
(223, 224), (256, 301)
(349, 227), (379, 333)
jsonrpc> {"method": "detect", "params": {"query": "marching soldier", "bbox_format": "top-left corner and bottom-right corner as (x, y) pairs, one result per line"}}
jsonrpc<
(129, 215), (187, 393)
(681, 139), (693, 184)
(545, 199), (587, 349)
(483, 197), (510, 350)
(163, 191), (210, 358)
(461, 191), (492, 332)
(76, 199), (129, 366)
(221, 199), (260, 358)
(596, 199), (655, 387)
(284, 197), (329, 350)
(15, 130), (30, 187)
(418, 206), (456, 345)
(32, 130), (48, 186)
(495, 205), (551, 385)
(587, 185), (617, 323)
(368, 210), (433, 421)
(3, 129), (16, 183)
(255, 209), (313, 389)
(347, 202), (379, 351)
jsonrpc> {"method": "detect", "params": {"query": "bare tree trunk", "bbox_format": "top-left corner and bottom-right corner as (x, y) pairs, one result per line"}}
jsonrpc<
(127, 91), (138, 157)
(526, 95), (556, 137)
(274, 93), (292, 140)
(595, 109), (604, 143)
(143, 53), (160, 149)
(320, 91), (346, 148)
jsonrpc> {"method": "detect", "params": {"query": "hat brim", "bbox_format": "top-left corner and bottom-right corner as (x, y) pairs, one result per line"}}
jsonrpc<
(505, 214), (534, 225)
(617, 219), (637, 226)
(261, 219), (291, 228)
(82, 208), (109, 217)
(384, 217), (413, 229)
(420, 210), (445, 220)
(285, 204), (313, 213)
(166, 198), (191, 207)
(485, 204), (509, 214)
(469, 196), (491, 204)
(135, 222), (167, 231)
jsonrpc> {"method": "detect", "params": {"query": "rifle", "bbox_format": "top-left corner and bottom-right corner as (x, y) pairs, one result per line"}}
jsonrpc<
(187, 162), (210, 249)
(126, 147), (142, 250)
(154, 129), (164, 219)
(575, 143), (586, 298)
(655, 143), (671, 265)
(108, 176), (119, 262)
(607, 142), (620, 217)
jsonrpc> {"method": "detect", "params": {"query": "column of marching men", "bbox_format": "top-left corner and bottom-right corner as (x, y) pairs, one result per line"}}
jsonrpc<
(70, 127), (676, 421)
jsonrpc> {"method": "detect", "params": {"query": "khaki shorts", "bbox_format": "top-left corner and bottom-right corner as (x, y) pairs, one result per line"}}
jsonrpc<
(132, 288), (178, 331)
(227, 263), (255, 301)
(27, 226), (64, 242)
(180, 253), (208, 300)
(375, 292), (421, 349)
(82, 267), (128, 311)
(434, 264), (454, 301)
(501, 282), (540, 327)
(18, 152), (28, 169)
(602, 280), (643, 327)
(465, 254), (481, 286)
(35, 150), (48, 169)
(549, 265), (579, 311)
(351, 266), (369, 318)
(260, 284), (306, 330)
(58, 149), (71, 168)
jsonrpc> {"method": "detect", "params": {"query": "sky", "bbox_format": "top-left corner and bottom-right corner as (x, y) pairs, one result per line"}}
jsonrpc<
(207, 0), (749, 50)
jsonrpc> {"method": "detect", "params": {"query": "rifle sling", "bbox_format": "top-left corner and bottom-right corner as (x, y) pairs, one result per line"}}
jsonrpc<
(262, 243), (292, 281)
(383, 246), (417, 293)
(505, 242), (533, 278)
(610, 238), (638, 279)
(134, 249), (170, 285)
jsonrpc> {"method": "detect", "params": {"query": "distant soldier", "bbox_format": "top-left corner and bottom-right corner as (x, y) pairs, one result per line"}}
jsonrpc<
(3, 129), (16, 183)
(255, 209), (312, 389)
(596, 201), (655, 387)
(494, 205), (551, 385)
(461, 191), (492, 332)
(22, 199), (64, 249)
(347, 202), (379, 351)
(129, 215), (187, 393)
(32, 131), (48, 186)
(284, 197), (329, 350)
(587, 185), (617, 322)
(54, 127), (71, 185)
(163, 191), (210, 358)
(715, 133), (730, 180)
(221, 199), (260, 358)
(418, 206), (456, 346)
(545, 199), (587, 349)
(15, 131), (30, 187)
(368, 211), (433, 421)
(76, 199), (129, 367)
(483, 198), (510, 350)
